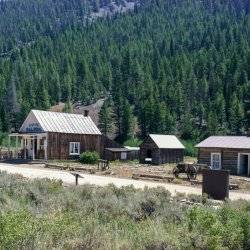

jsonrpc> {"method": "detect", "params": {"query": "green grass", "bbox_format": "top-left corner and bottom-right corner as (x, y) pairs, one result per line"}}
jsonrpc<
(0, 171), (249, 249)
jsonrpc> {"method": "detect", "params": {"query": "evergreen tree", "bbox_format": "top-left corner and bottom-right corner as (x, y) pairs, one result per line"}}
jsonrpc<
(5, 71), (20, 131)
(120, 99), (134, 142)
(99, 99), (115, 136)
(207, 111), (219, 136)
(229, 93), (244, 135)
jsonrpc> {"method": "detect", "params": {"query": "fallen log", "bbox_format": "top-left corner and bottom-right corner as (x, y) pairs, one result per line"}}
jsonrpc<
(132, 173), (174, 182)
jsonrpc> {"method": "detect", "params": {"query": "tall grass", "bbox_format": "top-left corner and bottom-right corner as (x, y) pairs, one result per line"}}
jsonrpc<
(0, 171), (249, 249)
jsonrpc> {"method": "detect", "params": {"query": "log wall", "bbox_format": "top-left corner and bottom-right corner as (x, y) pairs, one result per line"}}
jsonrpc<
(198, 147), (250, 175)
(139, 136), (184, 165)
(47, 132), (101, 160)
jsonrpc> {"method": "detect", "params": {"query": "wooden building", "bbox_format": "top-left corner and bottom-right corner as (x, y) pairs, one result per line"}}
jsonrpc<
(196, 136), (250, 176)
(139, 134), (185, 165)
(9, 110), (103, 160)
(104, 146), (139, 161)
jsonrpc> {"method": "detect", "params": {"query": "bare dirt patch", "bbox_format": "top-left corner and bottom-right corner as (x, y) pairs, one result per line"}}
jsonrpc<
(46, 157), (250, 192)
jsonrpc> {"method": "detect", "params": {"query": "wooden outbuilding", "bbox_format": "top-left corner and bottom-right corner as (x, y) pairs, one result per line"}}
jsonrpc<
(139, 134), (185, 165)
(104, 146), (139, 161)
(196, 136), (250, 176)
(9, 110), (104, 160)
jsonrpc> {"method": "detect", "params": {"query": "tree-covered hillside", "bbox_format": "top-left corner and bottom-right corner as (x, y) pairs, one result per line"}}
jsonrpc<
(0, 0), (249, 143)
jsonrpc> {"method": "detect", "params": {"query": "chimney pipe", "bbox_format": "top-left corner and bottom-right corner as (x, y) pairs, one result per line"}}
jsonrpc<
(84, 110), (89, 117)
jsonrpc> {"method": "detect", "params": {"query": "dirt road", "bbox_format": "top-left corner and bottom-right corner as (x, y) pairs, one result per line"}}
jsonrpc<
(0, 163), (249, 201)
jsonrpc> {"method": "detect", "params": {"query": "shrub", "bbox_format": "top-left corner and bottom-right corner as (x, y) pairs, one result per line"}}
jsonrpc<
(79, 151), (99, 164)
(0, 172), (249, 249)
(182, 140), (198, 157)
(123, 137), (142, 147)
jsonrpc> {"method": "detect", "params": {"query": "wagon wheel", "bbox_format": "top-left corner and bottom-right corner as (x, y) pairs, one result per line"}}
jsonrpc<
(172, 167), (180, 178)
(186, 165), (197, 180)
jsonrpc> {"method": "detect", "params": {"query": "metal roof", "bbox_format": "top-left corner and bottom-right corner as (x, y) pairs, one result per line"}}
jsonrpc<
(196, 136), (250, 149)
(19, 110), (101, 135)
(124, 146), (140, 151)
(105, 148), (132, 152)
(149, 134), (185, 149)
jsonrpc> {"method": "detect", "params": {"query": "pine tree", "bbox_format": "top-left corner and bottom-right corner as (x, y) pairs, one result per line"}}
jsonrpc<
(5, 71), (20, 131)
(229, 93), (244, 134)
(120, 99), (134, 142)
(207, 111), (219, 136)
(99, 99), (115, 136)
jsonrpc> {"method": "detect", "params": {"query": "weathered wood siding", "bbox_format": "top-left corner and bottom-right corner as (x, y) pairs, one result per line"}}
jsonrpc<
(100, 135), (121, 157)
(139, 136), (158, 164)
(47, 132), (101, 160)
(139, 136), (184, 165)
(159, 149), (184, 164)
(198, 148), (250, 174)
(104, 150), (138, 161)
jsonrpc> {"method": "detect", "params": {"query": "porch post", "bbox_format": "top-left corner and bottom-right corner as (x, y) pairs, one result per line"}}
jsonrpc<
(20, 138), (23, 159)
(8, 135), (11, 159)
(15, 136), (18, 159)
(24, 137), (27, 160)
(32, 136), (35, 161)
(44, 134), (48, 162)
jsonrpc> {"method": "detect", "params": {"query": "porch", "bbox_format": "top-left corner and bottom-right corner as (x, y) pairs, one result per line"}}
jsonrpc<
(4, 133), (48, 161)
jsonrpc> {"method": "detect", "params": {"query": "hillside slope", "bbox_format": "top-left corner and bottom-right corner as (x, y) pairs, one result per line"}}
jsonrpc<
(0, 0), (249, 142)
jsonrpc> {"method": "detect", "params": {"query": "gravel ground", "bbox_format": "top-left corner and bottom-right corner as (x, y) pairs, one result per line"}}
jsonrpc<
(0, 163), (250, 201)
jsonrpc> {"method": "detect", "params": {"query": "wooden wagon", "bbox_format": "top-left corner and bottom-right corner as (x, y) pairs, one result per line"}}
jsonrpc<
(173, 163), (210, 180)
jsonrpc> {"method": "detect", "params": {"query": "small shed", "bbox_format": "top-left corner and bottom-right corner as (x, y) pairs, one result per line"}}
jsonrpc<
(196, 136), (250, 176)
(104, 147), (138, 161)
(139, 134), (185, 165)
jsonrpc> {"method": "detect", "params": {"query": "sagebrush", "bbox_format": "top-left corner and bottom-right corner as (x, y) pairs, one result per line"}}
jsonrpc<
(0, 171), (249, 249)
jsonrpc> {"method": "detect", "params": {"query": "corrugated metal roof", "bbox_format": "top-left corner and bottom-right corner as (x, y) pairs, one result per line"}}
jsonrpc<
(196, 136), (250, 149)
(149, 134), (185, 149)
(20, 110), (101, 135)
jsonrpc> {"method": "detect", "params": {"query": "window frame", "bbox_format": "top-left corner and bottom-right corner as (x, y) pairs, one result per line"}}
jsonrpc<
(210, 152), (221, 170)
(69, 142), (80, 156)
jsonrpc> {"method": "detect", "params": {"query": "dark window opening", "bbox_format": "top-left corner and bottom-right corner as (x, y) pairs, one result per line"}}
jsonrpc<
(147, 149), (152, 158)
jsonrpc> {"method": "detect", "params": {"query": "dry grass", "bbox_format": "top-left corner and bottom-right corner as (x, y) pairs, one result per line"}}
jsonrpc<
(47, 157), (250, 192)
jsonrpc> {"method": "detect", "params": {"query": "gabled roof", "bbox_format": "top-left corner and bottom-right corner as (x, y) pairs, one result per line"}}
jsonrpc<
(149, 134), (185, 149)
(196, 136), (250, 149)
(19, 110), (101, 135)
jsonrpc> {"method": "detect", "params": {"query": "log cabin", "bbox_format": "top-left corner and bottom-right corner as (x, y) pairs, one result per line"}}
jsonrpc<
(9, 110), (103, 160)
(139, 134), (185, 165)
(196, 135), (250, 176)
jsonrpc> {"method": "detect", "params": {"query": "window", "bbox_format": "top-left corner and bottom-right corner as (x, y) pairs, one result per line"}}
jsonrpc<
(211, 153), (221, 170)
(121, 152), (127, 160)
(69, 142), (80, 155)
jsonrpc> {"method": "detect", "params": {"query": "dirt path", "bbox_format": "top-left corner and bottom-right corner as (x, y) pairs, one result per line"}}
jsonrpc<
(0, 163), (249, 201)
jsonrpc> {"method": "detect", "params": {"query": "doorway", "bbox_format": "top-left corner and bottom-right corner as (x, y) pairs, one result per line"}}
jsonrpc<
(238, 153), (250, 176)
(147, 149), (152, 158)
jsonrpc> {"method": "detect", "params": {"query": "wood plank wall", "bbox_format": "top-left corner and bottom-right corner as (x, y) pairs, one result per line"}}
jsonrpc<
(139, 136), (184, 165)
(47, 132), (101, 160)
(198, 147), (250, 174)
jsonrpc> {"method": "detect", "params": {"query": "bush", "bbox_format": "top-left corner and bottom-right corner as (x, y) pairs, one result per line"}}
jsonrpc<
(182, 140), (198, 157)
(79, 151), (99, 164)
(0, 172), (249, 249)
(123, 137), (142, 147)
